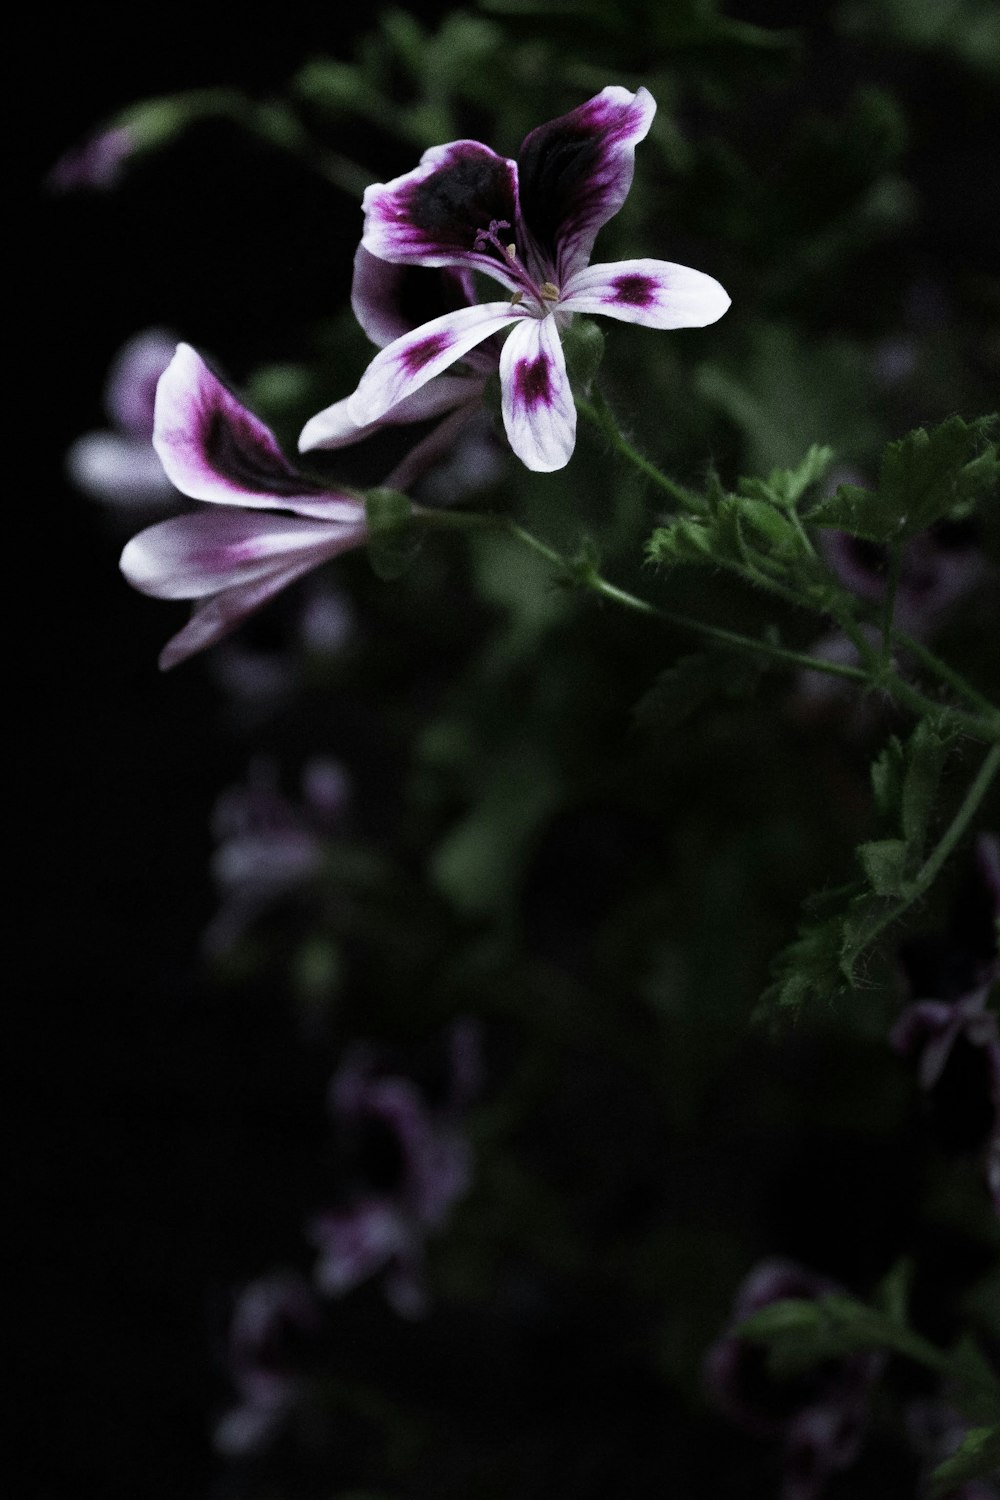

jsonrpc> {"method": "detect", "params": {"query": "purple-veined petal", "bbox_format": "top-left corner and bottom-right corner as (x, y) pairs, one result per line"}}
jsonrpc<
(154, 343), (364, 522)
(120, 508), (363, 600)
(517, 86), (656, 283)
(351, 245), (476, 348)
(561, 258), (731, 328)
(499, 315), (576, 472)
(67, 432), (175, 509)
(361, 140), (520, 289)
(157, 553), (357, 672)
(348, 303), (523, 427)
(298, 372), (484, 453)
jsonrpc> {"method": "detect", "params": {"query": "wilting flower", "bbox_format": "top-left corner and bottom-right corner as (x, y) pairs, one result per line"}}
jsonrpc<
(214, 1273), (324, 1457)
(891, 835), (1000, 1195)
(120, 344), (369, 669)
(205, 756), (349, 957)
(704, 1259), (883, 1500)
(321, 86), (729, 472)
(47, 124), (136, 192)
(66, 329), (178, 514)
(309, 1021), (479, 1317)
(300, 247), (502, 491)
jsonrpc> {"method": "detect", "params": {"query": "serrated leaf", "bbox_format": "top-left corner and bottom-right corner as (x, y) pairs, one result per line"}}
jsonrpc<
(738, 445), (836, 509)
(734, 496), (804, 553)
(858, 839), (911, 896)
(809, 415), (999, 541)
(900, 718), (953, 851)
(929, 1424), (1000, 1499)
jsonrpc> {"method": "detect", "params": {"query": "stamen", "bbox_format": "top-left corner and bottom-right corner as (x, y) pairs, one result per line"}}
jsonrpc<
(539, 281), (560, 301)
(473, 218), (516, 263)
(510, 291), (524, 306)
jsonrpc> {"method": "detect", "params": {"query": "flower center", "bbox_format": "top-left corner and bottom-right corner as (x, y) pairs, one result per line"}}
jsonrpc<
(473, 219), (560, 314)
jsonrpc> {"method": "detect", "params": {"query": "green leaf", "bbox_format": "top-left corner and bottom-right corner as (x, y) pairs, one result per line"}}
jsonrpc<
(737, 444), (835, 509)
(809, 415), (999, 541)
(929, 1424), (1000, 1499)
(364, 488), (421, 581)
(900, 718), (954, 851)
(857, 838), (911, 897)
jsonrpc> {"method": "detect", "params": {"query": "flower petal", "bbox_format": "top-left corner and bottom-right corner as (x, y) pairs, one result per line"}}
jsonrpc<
(361, 140), (520, 289)
(104, 327), (178, 437)
(517, 86), (656, 283)
(158, 560), (331, 672)
(499, 315), (576, 472)
(298, 372), (484, 453)
(351, 245), (476, 348)
(348, 303), (522, 427)
(154, 343), (364, 522)
(66, 432), (176, 509)
(120, 508), (364, 600)
(560, 258), (731, 328)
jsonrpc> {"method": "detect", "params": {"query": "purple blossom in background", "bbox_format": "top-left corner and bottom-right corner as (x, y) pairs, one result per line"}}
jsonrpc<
(209, 580), (354, 721)
(66, 329), (178, 514)
(47, 123), (135, 192)
(205, 756), (349, 957)
(310, 1021), (479, 1318)
(704, 1258), (884, 1500)
(313, 86), (729, 472)
(214, 1273), (324, 1457)
(820, 522), (988, 636)
(120, 344), (370, 669)
(300, 247), (503, 492)
(892, 835), (1000, 1201)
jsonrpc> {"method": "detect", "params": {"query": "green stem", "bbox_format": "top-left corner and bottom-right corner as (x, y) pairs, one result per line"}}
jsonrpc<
(894, 630), (1000, 719)
(416, 508), (870, 685)
(575, 396), (707, 514)
(881, 543), (903, 672)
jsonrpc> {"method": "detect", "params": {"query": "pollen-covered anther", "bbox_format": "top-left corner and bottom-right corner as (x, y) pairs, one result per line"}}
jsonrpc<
(506, 243), (517, 260)
(539, 281), (560, 301)
(510, 291), (524, 306)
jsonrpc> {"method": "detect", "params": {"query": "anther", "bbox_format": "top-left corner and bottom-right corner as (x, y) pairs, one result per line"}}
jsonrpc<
(539, 281), (560, 301)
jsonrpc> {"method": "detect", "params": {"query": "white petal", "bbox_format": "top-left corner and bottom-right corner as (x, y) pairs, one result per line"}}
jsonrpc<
(298, 373), (483, 453)
(561, 258), (731, 328)
(348, 304), (522, 427)
(499, 316), (576, 472)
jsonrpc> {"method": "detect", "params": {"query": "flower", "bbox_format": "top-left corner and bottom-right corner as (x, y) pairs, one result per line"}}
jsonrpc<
(214, 1273), (324, 1457)
(309, 1022), (479, 1318)
(47, 124), (136, 192)
(704, 1258), (883, 1500)
(299, 247), (501, 492)
(314, 86), (729, 472)
(66, 329), (179, 514)
(891, 834), (1000, 1184)
(204, 756), (349, 957)
(119, 344), (370, 669)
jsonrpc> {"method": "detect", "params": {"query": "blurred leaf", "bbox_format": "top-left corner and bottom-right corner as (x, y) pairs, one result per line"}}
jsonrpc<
(634, 651), (764, 732)
(929, 1424), (1000, 1498)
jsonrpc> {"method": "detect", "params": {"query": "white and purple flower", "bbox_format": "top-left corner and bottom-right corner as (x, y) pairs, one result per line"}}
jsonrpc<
(304, 87), (729, 472)
(299, 247), (502, 492)
(309, 1022), (479, 1318)
(67, 329), (179, 514)
(704, 1258), (884, 1500)
(120, 344), (370, 670)
(214, 1272), (324, 1457)
(205, 756), (349, 957)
